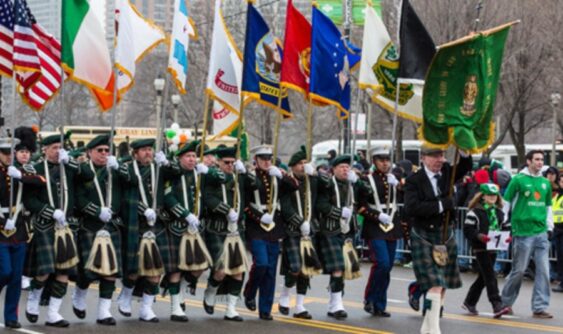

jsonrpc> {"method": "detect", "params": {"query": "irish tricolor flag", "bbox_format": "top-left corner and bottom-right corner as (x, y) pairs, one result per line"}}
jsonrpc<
(62, 0), (116, 111)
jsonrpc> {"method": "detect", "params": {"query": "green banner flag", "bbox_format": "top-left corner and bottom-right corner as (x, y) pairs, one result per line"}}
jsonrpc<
(317, 0), (381, 26)
(420, 22), (516, 153)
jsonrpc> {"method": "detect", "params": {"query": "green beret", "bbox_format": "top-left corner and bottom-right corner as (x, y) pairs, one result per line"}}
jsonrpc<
(41, 133), (69, 146)
(332, 154), (354, 167)
(215, 146), (237, 159)
(288, 146), (307, 167)
(130, 138), (155, 150)
(176, 140), (200, 157)
(480, 183), (499, 195)
(86, 134), (111, 150)
(69, 147), (86, 158)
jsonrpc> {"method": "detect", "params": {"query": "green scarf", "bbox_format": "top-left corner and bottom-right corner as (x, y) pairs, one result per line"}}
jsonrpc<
(483, 203), (499, 231)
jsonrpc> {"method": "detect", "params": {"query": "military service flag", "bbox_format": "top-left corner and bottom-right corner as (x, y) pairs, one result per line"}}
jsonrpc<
(168, 0), (197, 94)
(421, 22), (516, 153)
(309, 6), (351, 119)
(241, 3), (290, 116)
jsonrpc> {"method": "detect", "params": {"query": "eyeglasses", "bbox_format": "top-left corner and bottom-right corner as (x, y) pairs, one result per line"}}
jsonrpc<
(222, 160), (235, 165)
(96, 148), (110, 153)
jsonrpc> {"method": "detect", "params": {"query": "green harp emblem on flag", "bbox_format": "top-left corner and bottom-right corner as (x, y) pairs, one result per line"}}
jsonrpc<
(371, 42), (415, 105)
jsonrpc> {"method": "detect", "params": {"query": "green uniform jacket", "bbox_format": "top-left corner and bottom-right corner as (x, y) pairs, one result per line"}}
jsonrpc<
(316, 175), (361, 237)
(279, 174), (318, 237)
(163, 166), (198, 236)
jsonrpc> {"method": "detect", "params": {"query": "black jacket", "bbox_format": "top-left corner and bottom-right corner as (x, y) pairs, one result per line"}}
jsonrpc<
(463, 204), (507, 251)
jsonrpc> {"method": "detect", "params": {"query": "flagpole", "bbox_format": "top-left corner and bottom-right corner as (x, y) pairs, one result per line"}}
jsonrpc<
(194, 93), (211, 217)
(232, 98), (245, 216)
(8, 66), (18, 221)
(351, 89), (362, 164)
(304, 95), (314, 222)
(58, 3), (66, 212)
(366, 97), (373, 158)
(268, 92), (283, 213)
(390, 79), (401, 165)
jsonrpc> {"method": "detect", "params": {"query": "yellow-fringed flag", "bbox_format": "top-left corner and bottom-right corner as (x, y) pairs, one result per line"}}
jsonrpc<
(168, 0), (197, 94)
(115, 0), (165, 95)
(205, 0), (242, 113)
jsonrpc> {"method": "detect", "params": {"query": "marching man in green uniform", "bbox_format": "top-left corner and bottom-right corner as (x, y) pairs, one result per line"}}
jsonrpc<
(277, 146), (317, 319)
(24, 134), (94, 327)
(316, 155), (359, 320)
(162, 140), (208, 322)
(243, 145), (285, 320)
(202, 146), (247, 322)
(357, 147), (403, 317)
(71, 134), (122, 325)
(117, 139), (174, 322)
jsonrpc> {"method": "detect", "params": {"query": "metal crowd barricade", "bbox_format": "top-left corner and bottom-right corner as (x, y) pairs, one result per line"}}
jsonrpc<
(393, 205), (557, 264)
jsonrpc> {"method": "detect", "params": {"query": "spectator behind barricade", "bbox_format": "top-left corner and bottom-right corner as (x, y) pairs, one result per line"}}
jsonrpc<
(327, 149), (337, 166)
(543, 166), (559, 198)
(398, 160), (415, 178)
(357, 150), (370, 171)
(316, 161), (331, 177)
(552, 174), (563, 292)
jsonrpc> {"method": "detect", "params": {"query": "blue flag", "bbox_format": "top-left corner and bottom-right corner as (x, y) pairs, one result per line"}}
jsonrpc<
(241, 3), (290, 116)
(309, 6), (351, 119)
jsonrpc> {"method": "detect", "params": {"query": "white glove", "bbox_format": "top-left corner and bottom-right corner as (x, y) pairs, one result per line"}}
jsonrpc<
(234, 160), (246, 174)
(196, 163), (209, 175)
(347, 170), (358, 184)
(144, 208), (156, 225)
(387, 173), (399, 187)
(268, 166), (283, 179)
(340, 221), (350, 234)
(260, 213), (274, 225)
(4, 218), (16, 231)
(58, 149), (69, 164)
(107, 155), (119, 170)
(227, 209), (239, 223)
(7, 166), (22, 179)
(154, 151), (169, 167)
(341, 207), (352, 219)
(53, 209), (65, 225)
(304, 163), (315, 176)
(300, 221), (311, 236)
(98, 207), (112, 223)
(228, 222), (239, 233)
(378, 212), (391, 225)
(186, 213), (200, 228)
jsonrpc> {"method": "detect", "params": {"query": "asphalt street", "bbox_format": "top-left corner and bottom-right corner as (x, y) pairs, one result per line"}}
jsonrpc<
(2, 264), (563, 334)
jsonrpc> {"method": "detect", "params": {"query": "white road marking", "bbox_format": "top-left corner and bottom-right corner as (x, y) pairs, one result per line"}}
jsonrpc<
(0, 323), (44, 334)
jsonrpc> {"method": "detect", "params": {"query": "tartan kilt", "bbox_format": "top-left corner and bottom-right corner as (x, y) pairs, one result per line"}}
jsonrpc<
(316, 233), (345, 274)
(166, 232), (181, 273)
(204, 232), (226, 272)
(410, 227), (461, 291)
(23, 227), (78, 277)
(280, 236), (302, 275)
(77, 222), (122, 281)
(122, 224), (174, 276)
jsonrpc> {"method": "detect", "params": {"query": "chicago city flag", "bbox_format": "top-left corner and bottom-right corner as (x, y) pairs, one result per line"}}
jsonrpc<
(205, 0), (242, 114)
(168, 0), (197, 94)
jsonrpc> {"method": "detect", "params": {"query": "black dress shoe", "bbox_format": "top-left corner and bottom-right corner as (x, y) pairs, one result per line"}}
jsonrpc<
(170, 314), (189, 322)
(327, 310), (348, 320)
(259, 312), (273, 320)
(73, 307), (86, 319)
(278, 304), (289, 315)
(372, 309), (391, 317)
(224, 315), (244, 322)
(96, 317), (116, 326)
(203, 300), (214, 315)
(293, 311), (312, 320)
(363, 302), (375, 315)
(244, 297), (256, 311)
(5, 320), (22, 329)
(118, 307), (131, 317)
(25, 312), (38, 323)
(45, 319), (70, 328)
(139, 317), (159, 323)
(552, 285), (563, 293)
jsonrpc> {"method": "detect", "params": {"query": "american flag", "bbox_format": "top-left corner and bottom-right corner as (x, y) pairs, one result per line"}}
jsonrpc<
(15, 0), (62, 111)
(0, 0), (14, 77)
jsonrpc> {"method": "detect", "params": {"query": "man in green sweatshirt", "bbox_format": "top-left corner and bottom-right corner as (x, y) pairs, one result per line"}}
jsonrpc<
(498, 150), (554, 319)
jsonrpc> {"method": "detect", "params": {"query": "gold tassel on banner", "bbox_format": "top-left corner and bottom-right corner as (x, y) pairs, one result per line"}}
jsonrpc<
(138, 231), (164, 276)
(219, 234), (249, 276)
(299, 237), (322, 277)
(343, 239), (361, 280)
(53, 225), (79, 270)
(178, 230), (213, 272)
(85, 229), (118, 276)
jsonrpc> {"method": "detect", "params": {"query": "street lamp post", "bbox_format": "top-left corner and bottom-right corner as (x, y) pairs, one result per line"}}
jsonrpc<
(154, 77), (166, 150)
(171, 94), (181, 124)
(551, 92), (561, 166)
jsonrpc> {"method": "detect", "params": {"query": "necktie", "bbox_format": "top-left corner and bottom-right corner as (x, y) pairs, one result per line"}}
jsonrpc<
(434, 174), (442, 196)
